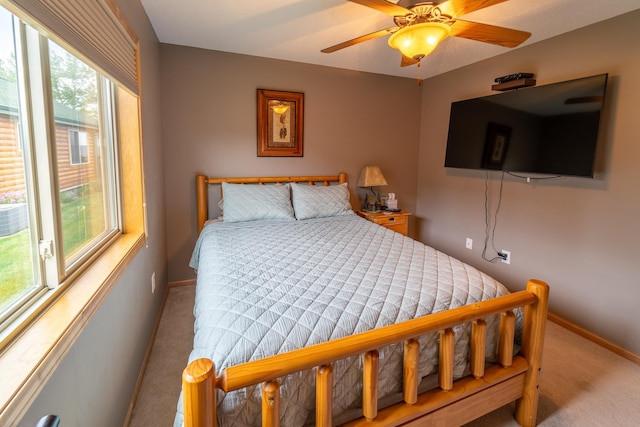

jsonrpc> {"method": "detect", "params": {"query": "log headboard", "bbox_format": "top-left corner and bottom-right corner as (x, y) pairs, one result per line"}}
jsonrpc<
(195, 173), (348, 233)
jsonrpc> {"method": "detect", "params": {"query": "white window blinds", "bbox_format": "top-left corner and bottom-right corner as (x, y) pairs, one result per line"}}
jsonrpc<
(4, 0), (139, 93)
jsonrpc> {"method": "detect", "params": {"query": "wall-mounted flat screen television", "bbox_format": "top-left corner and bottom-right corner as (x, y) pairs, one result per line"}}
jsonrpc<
(444, 73), (608, 177)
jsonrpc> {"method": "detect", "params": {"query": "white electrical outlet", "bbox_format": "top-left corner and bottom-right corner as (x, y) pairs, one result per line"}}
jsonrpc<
(500, 250), (511, 265)
(465, 238), (473, 250)
(151, 272), (156, 293)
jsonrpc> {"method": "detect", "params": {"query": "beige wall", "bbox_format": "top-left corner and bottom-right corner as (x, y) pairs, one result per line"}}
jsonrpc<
(160, 45), (422, 282)
(417, 10), (640, 355)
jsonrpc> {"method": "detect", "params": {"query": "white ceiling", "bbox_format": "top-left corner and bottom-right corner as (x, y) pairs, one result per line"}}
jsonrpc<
(140, 0), (640, 79)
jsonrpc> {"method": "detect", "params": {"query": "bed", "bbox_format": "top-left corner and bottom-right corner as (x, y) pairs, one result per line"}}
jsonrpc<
(177, 173), (549, 427)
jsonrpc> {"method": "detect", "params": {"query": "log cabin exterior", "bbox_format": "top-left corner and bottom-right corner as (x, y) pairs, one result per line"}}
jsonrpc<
(0, 77), (99, 199)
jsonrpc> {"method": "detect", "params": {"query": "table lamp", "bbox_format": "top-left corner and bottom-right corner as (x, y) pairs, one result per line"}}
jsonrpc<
(357, 166), (388, 212)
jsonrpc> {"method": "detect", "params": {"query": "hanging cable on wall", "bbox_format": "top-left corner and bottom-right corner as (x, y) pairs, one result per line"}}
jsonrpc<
(482, 170), (506, 263)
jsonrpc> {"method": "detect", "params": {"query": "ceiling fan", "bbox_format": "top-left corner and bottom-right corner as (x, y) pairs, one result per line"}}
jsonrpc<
(322, 0), (531, 67)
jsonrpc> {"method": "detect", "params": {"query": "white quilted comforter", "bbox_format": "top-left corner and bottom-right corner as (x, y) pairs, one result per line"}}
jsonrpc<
(175, 215), (515, 427)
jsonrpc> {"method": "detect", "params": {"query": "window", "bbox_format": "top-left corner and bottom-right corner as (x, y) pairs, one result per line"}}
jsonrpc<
(68, 130), (89, 165)
(0, 5), (39, 323)
(0, 5), (121, 337)
(14, 120), (22, 151)
(0, 1), (143, 424)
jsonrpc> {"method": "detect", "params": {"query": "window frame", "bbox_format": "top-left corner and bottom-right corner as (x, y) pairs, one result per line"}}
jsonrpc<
(0, 1), (145, 425)
(0, 3), (132, 341)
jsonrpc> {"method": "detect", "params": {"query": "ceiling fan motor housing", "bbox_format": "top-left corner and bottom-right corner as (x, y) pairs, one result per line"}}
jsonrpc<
(393, 3), (452, 27)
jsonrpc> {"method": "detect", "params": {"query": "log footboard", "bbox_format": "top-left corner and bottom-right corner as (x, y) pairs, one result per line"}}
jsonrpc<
(182, 279), (549, 427)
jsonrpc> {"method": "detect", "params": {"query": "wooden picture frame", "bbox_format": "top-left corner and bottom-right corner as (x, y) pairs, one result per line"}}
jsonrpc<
(257, 89), (304, 157)
(482, 122), (511, 169)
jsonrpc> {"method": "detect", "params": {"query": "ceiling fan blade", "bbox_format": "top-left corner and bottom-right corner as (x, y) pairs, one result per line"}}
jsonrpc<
(348, 0), (412, 16)
(438, 0), (508, 18)
(450, 20), (531, 48)
(321, 27), (398, 53)
(400, 55), (420, 67)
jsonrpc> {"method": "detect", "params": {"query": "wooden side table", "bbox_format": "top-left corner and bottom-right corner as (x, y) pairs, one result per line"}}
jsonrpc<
(356, 210), (411, 236)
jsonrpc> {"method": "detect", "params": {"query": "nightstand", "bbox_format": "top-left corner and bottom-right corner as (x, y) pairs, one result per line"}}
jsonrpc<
(357, 210), (411, 236)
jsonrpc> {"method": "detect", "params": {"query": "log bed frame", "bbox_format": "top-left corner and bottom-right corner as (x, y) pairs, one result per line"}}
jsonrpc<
(184, 173), (549, 427)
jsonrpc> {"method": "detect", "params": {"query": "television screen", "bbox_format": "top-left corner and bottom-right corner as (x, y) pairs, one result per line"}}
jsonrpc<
(444, 74), (608, 177)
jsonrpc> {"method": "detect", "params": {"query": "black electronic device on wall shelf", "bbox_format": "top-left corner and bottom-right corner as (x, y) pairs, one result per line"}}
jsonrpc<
(445, 73), (608, 178)
(494, 72), (535, 83)
(492, 78), (536, 91)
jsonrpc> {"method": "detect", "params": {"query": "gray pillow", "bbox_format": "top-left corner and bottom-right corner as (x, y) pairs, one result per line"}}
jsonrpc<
(291, 182), (353, 220)
(222, 182), (295, 222)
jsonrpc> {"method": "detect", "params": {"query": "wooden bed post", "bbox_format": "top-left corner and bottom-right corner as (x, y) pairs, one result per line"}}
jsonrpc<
(515, 279), (549, 427)
(363, 350), (379, 421)
(471, 319), (487, 378)
(183, 358), (216, 427)
(403, 339), (420, 405)
(196, 175), (208, 234)
(499, 311), (516, 367)
(316, 365), (333, 426)
(262, 380), (280, 427)
(439, 328), (455, 391)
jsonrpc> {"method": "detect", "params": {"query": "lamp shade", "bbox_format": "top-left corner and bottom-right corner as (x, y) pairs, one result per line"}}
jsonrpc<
(357, 166), (388, 188)
(388, 22), (451, 60)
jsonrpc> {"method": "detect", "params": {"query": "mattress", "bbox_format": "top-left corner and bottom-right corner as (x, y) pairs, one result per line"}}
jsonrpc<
(175, 214), (516, 426)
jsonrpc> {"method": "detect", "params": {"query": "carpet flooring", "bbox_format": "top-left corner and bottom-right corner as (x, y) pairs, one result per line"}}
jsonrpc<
(128, 285), (640, 427)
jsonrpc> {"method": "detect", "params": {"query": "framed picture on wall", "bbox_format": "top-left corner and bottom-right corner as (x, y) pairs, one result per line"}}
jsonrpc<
(482, 122), (511, 169)
(257, 89), (304, 157)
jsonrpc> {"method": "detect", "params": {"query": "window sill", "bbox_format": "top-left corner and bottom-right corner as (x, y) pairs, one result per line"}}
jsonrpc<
(0, 231), (146, 426)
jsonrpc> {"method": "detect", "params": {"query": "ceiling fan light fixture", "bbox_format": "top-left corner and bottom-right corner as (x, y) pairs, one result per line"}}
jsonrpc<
(388, 22), (451, 60)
